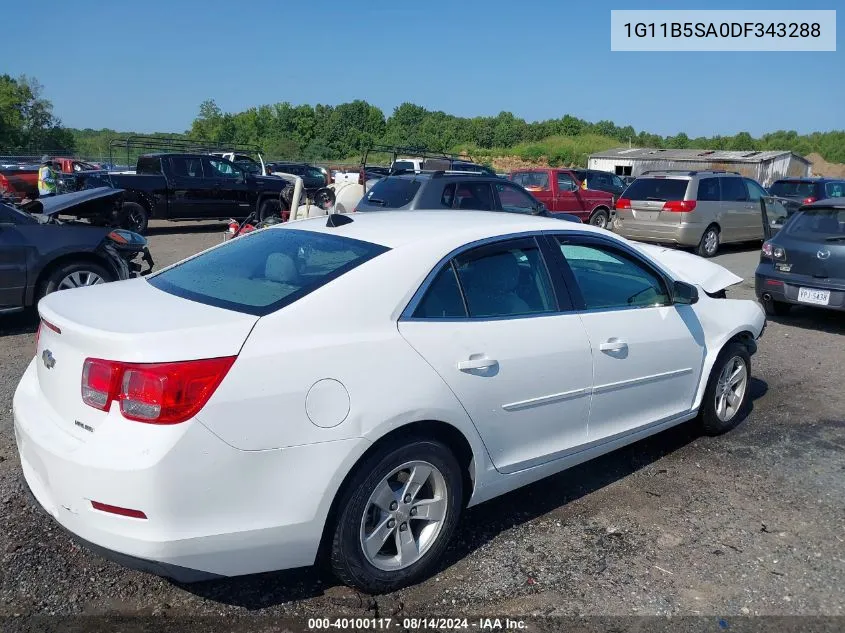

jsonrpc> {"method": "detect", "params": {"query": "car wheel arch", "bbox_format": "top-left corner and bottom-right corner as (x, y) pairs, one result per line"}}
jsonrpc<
(692, 328), (757, 411)
(315, 419), (477, 565)
(28, 251), (118, 307)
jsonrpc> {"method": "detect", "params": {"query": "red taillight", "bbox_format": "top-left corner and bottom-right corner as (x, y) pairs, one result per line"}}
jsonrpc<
(616, 197), (631, 209)
(91, 501), (147, 519)
(663, 200), (697, 212)
(802, 197), (816, 205)
(81, 356), (236, 424)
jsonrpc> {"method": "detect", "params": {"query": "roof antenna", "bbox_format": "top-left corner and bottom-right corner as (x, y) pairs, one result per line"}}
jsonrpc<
(326, 213), (353, 227)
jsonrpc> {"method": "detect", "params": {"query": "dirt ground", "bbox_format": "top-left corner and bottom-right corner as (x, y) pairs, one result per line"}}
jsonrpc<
(1, 221), (843, 623)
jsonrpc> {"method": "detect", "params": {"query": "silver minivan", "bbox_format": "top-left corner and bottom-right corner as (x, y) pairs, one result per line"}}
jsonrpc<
(613, 171), (787, 257)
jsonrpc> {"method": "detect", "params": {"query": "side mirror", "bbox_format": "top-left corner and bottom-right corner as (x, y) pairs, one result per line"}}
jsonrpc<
(673, 280), (699, 305)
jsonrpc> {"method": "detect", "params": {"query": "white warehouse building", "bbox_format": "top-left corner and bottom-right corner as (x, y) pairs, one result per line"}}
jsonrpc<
(587, 148), (812, 187)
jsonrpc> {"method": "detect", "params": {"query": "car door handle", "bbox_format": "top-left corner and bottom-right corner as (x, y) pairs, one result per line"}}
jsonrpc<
(599, 339), (628, 352)
(457, 357), (499, 371)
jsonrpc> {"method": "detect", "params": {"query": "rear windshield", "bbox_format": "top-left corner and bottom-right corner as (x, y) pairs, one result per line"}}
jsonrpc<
(357, 178), (422, 210)
(393, 161), (417, 171)
(770, 181), (816, 198)
(148, 229), (389, 316)
(622, 178), (689, 201)
(785, 208), (845, 240)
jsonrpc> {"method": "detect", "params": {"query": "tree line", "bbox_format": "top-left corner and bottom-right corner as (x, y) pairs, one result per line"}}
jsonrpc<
(2, 76), (843, 166)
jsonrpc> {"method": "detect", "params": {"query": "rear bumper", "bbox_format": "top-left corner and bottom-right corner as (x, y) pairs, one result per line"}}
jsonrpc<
(13, 360), (368, 580)
(613, 219), (705, 246)
(755, 264), (845, 311)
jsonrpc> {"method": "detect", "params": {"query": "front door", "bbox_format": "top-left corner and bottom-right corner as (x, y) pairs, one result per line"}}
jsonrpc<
(205, 158), (253, 218)
(551, 235), (705, 441)
(398, 236), (593, 474)
(554, 172), (582, 216)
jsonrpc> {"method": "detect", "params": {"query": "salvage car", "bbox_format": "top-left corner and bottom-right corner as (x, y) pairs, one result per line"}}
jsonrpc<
(15, 211), (764, 592)
(755, 198), (845, 315)
(0, 189), (152, 314)
(76, 153), (292, 234)
(355, 172), (581, 222)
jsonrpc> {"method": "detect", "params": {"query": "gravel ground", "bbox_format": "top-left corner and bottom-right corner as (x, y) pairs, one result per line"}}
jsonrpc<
(1, 221), (843, 620)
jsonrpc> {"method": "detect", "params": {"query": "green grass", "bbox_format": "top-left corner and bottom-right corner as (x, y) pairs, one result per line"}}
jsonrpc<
(454, 134), (621, 167)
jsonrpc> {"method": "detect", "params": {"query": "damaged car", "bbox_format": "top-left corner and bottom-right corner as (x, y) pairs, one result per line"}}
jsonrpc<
(0, 187), (153, 314)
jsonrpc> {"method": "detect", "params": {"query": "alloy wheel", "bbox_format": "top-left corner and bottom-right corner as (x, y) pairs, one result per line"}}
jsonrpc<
(703, 229), (719, 255)
(57, 271), (105, 290)
(714, 356), (748, 422)
(359, 460), (448, 571)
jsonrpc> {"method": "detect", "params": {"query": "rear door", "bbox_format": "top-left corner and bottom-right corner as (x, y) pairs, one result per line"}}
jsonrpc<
(398, 236), (593, 473)
(167, 156), (213, 219)
(719, 176), (752, 241)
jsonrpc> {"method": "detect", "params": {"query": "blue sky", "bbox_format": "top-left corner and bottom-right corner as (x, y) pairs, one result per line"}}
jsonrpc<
(1, 0), (841, 137)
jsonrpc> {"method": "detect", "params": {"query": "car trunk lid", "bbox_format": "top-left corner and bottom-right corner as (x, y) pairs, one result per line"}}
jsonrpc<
(35, 278), (257, 441)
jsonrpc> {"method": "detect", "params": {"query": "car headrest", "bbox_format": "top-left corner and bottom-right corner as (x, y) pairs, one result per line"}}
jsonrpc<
(265, 252), (296, 283)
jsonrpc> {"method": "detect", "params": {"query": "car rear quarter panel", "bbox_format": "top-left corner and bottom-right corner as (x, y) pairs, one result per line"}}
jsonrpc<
(196, 243), (494, 491)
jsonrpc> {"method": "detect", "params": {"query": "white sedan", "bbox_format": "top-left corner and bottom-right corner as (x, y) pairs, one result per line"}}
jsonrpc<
(14, 211), (765, 593)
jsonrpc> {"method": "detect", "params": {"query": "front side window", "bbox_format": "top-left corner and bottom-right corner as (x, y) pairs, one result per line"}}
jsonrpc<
(495, 182), (537, 214)
(207, 158), (241, 179)
(557, 239), (670, 310)
(453, 239), (556, 318)
(824, 181), (845, 198)
(612, 175), (625, 189)
(745, 178), (768, 202)
(557, 173), (578, 192)
(148, 229), (389, 316)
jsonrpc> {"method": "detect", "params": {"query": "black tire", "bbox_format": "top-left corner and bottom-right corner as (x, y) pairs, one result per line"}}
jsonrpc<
(762, 298), (792, 316)
(39, 261), (114, 302)
(329, 437), (463, 593)
(698, 341), (751, 436)
(119, 202), (149, 234)
(259, 198), (282, 222)
(588, 207), (610, 229)
(696, 224), (720, 258)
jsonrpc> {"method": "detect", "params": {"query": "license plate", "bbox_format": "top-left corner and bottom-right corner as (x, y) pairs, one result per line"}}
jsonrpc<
(633, 211), (658, 221)
(797, 287), (830, 305)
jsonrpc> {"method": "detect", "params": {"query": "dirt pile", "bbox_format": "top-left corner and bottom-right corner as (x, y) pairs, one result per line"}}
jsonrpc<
(806, 153), (845, 178)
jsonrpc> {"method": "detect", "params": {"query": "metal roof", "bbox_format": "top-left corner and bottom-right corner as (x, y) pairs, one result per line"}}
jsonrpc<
(589, 147), (811, 164)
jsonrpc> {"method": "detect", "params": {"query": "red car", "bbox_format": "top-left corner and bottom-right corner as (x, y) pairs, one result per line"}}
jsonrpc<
(0, 167), (39, 201)
(510, 168), (615, 228)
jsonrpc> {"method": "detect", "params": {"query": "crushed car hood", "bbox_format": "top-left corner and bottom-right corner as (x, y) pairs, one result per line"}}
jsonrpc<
(30, 187), (124, 216)
(629, 242), (743, 293)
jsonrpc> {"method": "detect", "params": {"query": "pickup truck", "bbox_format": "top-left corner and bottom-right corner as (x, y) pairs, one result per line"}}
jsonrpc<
(510, 168), (615, 228)
(77, 153), (291, 234)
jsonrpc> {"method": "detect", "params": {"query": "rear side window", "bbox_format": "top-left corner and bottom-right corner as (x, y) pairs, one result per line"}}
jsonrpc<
(148, 229), (389, 316)
(512, 171), (550, 191)
(454, 183), (494, 210)
(719, 177), (748, 202)
(359, 178), (422, 209)
(824, 181), (845, 198)
(770, 180), (816, 198)
(696, 178), (720, 202)
(136, 156), (162, 175)
(623, 178), (689, 201)
(170, 157), (203, 178)
(745, 178), (768, 202)
(413, 264), (466, 318)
